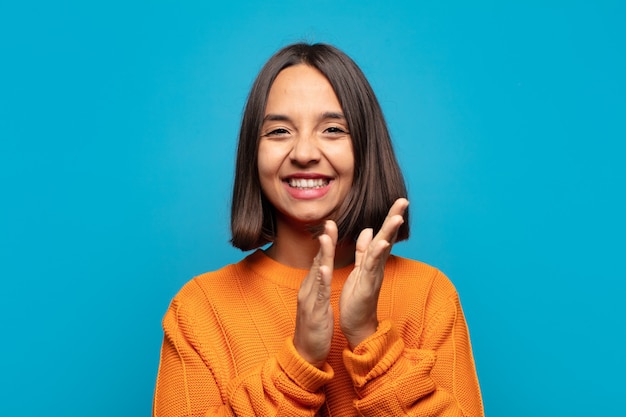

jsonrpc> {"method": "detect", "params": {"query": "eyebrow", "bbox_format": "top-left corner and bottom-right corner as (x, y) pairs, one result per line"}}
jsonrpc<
(263, 114), (290, 123)
(320, 112), (346, 121)
(262, 112), (346, 123)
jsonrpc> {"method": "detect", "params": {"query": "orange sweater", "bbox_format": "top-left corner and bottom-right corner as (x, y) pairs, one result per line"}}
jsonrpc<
(153, 250), (484, 416)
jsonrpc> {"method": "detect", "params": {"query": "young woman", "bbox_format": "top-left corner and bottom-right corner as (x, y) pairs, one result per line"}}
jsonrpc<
(153, 43), (484, 416)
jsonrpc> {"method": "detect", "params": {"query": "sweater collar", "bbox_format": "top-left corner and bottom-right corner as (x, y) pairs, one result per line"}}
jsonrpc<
(242, 249), (355, 290)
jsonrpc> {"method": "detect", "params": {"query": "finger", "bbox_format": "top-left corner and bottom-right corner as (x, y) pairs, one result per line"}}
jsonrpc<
(314, 265), (332, 308)
(324, 220), (338, 245)
(300, 247), (325, 297)
(319, 221), (338, 269)
(354, 228), (373, 268)
(388, 197), (409, 218)
(376, 215), (404, 246)
(362, 239), (391, 272)
(300, 252), (322, 295)
(299, 263), (332, 320)
(373, 198), (409, 245)
(301, 221), (337, 296)
(359, 199), (408, 273)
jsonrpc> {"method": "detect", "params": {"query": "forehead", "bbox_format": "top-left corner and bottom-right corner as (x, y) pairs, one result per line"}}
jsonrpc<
(265, 64), (342, 114)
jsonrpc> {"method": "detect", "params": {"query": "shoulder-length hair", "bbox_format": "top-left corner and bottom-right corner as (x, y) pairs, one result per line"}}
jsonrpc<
(231, 43), (409, 251)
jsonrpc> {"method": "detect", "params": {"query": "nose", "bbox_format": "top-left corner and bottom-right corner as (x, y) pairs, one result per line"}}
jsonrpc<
(289, 133), (321, 166)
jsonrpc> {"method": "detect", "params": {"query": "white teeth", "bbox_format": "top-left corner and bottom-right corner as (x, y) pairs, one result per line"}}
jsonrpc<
(288, 178), (329, 189)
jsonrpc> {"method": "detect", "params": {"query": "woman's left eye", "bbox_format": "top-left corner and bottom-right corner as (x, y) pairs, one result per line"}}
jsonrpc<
(324, 126), (347, 134)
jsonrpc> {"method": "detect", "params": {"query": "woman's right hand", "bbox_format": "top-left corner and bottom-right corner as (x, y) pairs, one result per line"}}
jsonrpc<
(293, 221), (337, 368)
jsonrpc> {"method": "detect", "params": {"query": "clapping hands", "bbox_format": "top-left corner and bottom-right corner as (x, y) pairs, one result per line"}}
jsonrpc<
(293, 198), (409, 366)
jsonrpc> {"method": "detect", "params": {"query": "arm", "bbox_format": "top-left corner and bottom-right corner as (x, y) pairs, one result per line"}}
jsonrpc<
(342, 293), (484, 416)
(337, 198), (483, 415)
(153, 296), (334, 417)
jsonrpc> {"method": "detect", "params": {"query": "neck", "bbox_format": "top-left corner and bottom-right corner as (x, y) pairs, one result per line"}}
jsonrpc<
(264, 222), (355, 269)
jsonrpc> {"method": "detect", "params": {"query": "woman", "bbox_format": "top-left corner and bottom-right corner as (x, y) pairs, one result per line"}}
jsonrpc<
(153, 43), (484, 416)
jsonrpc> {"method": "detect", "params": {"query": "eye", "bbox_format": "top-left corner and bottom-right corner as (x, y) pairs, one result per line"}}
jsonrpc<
(263, 128), (290, 137)
(324, 126), (349, 135)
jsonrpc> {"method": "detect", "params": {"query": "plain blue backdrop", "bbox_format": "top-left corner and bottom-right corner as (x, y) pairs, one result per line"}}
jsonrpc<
(1, 1), (624, 415)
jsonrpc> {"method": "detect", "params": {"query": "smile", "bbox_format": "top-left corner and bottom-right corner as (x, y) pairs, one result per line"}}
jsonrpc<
(287, 178), (330, 189)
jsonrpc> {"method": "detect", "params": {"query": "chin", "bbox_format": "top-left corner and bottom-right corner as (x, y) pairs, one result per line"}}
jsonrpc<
(282, 209), (336, 226)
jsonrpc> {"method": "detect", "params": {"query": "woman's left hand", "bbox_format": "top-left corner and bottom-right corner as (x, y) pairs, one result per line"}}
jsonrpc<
(339, 198), (409, 349)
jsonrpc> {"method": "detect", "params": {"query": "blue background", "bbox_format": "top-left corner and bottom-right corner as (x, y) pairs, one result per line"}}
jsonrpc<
(1, 1), (624, 415)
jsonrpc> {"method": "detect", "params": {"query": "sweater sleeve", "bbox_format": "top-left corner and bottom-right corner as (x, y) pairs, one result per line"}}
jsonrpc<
(153, 294), (334, 417)
(342, 292), (484, 416)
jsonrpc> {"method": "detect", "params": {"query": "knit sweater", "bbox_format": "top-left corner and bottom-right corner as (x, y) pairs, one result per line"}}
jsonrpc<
(153, 250), (484, 416)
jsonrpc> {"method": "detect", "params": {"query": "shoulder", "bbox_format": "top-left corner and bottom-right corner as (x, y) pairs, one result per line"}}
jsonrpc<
(386, 255), (439, 274)
(165, 250), (269, 318)
(171, 257), (249, 308)
(381, 256), (465, 345)
(386, 255), (456, 292)
(384, 255), (459, 309)
(160, 257), (251, 342)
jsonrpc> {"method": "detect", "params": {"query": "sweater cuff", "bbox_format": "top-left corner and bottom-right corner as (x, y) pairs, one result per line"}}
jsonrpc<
(342, 320), (404, 388)
(276, 337), (334, 392)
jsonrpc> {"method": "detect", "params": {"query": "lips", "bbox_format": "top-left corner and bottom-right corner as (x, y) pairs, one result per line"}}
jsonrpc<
(282, 174), (333, 199)
(287, 178), (330, 189)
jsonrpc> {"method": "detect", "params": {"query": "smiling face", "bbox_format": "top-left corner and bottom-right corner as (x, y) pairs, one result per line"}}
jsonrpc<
(258, 64), (355, 230)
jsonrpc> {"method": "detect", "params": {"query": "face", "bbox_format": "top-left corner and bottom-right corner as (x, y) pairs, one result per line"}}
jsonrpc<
(258, 64), (354, 229)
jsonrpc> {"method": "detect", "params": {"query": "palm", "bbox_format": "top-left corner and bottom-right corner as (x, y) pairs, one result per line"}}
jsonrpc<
(293, 221), (337, 368)
(339, 198), (408, 349)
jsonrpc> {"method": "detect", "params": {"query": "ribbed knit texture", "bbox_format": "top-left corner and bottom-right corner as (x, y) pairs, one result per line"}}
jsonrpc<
(153, 250), (484, 416)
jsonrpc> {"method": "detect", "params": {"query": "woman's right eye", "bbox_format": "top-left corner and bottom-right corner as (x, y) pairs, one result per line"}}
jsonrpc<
(264, 128), (290, 137)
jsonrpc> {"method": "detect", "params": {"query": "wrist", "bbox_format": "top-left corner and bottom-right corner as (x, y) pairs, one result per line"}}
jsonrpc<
(344, 321), (379, 350)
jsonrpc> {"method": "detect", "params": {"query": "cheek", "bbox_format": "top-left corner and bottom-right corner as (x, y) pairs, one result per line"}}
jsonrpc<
(257, 145), (280, 193)
(257, 141), (292, 177)
(329, 144), (355, 177)
(256, 161), (271, 193)
(256, 143), (272, 176)
(344, 152), (355, 176)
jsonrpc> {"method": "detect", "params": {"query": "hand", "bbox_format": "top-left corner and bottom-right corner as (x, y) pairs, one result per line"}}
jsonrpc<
(339, 198), (409, 349)
(293, 221), (338, 368)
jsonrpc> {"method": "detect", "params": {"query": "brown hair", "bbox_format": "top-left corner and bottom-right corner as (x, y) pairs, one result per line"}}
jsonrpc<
(230, 43), (409, 250)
